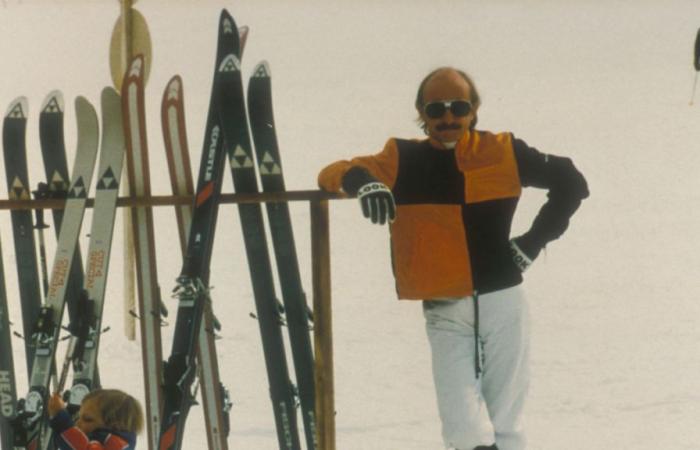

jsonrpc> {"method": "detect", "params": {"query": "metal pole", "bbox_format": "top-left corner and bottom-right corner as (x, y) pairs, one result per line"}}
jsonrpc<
(311, 199), (335, 450)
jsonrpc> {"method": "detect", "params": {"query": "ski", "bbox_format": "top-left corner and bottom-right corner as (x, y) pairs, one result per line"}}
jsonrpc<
(158, 11), (239, 450)
(66, 87), (125, 412)
(12, 96), (98, 450)
(248, 61), (317, 450)
(0, 236), (18, 450)
(121, 55), (165, 450)
(161, 75), (231, 450)
(219, 30), (302, 450)
(2, 98), (43, 375)
(38, 91), (86, 340)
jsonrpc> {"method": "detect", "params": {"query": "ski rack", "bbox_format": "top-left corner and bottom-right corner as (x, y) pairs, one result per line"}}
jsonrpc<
(0, 188), (342, 450)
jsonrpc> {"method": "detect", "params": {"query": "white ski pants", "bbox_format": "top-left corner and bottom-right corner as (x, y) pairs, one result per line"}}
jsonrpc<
(423, 286), (529, 450)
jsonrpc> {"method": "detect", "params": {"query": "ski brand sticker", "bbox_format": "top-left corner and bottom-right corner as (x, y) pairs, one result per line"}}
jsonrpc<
(0, 370), (14, 417)
(231, 146), (253, 169)
(259, 152), (281, 175)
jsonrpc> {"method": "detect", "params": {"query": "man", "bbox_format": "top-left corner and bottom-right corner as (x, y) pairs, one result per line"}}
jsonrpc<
(317, 67), (588, 450)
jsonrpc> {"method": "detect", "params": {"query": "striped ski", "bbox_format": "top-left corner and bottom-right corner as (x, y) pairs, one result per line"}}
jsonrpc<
(219, 27), (302, 450)
(2, 98), (42, 375)
(122, 54), (165, 450)
(158, 11), (239, 450)
(66, 87), (125, 411)
(248, 61), (317, 450)
(12, 96), (98, 450)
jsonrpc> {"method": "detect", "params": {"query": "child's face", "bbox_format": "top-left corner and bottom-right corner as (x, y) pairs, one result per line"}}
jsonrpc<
(75, 399), (106, 434)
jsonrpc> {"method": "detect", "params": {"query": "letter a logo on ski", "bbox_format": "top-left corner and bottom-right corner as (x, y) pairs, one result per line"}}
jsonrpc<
(9, 177), (29, 200)
(231, 146), (253, 169)
(50, 171), (68, 193)
(43, 96), (63, 114)
(6, 100), (26, 119)
(69, 177), (87, 199)
(223, 17), (234, 34)
(97, 167), (118, 190)
(219, 54), (241, 73)
(259, 152), (281, 176)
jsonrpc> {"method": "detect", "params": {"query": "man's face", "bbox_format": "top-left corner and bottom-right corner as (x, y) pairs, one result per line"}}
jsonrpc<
(419, 70), (476, 145)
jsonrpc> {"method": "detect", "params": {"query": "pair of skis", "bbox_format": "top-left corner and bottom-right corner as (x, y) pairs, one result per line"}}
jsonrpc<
(6, 88), (125, 450)
(158, 9), (316, 450)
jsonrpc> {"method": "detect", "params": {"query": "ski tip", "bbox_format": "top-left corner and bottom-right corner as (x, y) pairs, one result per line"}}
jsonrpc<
(220, 9), (237, 34)
(101, 86), (120, 107)
(252, 61), (271, 79)
(5, 96), (28, 119)
(218, 53), (241, 73)
(41, 90), (64, 114)
(164, 75), (183, 102)
(220, 8), (234, 23)
(75, 96), (98, 123)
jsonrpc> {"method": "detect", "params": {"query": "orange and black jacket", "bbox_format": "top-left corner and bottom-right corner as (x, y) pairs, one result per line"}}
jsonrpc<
(318, 130), (588, 300)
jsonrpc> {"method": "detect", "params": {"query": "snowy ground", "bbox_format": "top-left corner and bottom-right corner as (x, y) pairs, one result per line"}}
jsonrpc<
(2, 0), (700, 449)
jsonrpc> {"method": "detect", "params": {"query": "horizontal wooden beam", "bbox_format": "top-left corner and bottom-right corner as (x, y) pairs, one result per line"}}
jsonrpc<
(0, 189), (348, 210)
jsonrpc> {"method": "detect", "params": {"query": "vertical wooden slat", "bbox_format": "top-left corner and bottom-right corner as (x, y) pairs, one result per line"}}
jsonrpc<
(311, 199), (335, 450)
(120, 0), (137, 341)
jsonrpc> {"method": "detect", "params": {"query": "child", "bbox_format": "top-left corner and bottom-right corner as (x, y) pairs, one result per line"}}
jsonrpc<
(48, 389), (144, 450)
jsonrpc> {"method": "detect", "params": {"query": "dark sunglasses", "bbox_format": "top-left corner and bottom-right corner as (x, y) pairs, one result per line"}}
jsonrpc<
(423, 100), (472, 119)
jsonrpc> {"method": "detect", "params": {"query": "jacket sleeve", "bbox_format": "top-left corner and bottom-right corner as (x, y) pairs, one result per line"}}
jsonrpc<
(317, 139), (399, 193)
(512, 136), (589, 251)
(50, 410), (95, 450)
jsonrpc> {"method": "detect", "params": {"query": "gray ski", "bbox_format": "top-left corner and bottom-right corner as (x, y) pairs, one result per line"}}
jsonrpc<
(66, 87), (125, 411)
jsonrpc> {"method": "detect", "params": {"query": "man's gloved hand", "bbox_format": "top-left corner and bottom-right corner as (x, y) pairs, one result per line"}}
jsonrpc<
(342, 166), (396, 225)
(509, 233), (543, 272)
(357, 182), (396, 225)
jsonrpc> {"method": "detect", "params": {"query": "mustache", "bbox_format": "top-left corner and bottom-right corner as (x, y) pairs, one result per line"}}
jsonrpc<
(435, 123), (462, 131)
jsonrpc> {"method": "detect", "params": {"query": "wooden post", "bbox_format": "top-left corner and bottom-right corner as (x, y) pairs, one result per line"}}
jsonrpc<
(119, 0), (137, 341)
(311, 199), (335, 450)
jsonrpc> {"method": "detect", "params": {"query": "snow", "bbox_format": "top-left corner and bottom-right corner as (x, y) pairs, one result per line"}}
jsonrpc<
(2, 0), (700, 448)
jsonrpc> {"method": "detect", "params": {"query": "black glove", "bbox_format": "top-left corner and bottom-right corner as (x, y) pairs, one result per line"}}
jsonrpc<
(357, 182), (396, 225)
(342, 166), (396, 225)
(509, 233), (543, 272)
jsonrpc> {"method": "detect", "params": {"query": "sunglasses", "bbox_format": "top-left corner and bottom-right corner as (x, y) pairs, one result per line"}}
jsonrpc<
(423, 100), (472, 119)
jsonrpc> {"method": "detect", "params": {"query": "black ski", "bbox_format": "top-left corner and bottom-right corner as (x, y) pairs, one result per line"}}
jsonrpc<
(158, 10), (239, 450)
(2, 98), (42, 375)
(0, 236), (18, 450)
(161, 75), (231, 450)
(219, 35), (302, 450)
(247, 61), (317, 450)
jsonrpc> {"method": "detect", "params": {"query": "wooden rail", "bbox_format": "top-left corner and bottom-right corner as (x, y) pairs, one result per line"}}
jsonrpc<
(0, 189), (344, 209)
